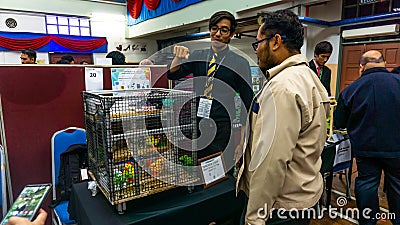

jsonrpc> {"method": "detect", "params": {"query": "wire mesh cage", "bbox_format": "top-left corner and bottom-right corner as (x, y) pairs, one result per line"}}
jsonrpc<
(82, 89), (198, 206)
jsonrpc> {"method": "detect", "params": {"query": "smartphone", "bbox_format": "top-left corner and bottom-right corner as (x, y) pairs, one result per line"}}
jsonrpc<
(0, 183), (52, 225)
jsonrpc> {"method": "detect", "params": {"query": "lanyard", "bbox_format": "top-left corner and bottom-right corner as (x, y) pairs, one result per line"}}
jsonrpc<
(205, 50), (227, 83)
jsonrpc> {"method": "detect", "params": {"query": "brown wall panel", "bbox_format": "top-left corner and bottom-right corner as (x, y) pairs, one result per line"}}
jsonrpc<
(340, 42), (400, 93)
(0, 65), (168, 203)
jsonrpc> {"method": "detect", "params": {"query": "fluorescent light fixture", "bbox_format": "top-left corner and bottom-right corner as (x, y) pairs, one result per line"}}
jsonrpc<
(342, 24), (399, 39)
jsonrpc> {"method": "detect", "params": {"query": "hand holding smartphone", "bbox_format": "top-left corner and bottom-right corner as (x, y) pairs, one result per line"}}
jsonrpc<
(5, 209), (47, 225)
(1, 184), (51, 225)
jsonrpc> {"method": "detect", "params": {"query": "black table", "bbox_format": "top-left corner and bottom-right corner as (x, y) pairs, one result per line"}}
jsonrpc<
(69, 176), (245, 225)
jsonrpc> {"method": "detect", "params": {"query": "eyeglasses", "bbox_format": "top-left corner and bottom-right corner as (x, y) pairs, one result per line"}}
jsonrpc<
(210, 26), (230, 35)
(252, 34), (286, 51)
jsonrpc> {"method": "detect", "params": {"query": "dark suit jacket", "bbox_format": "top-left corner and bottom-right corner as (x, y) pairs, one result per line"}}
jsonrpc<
(309, 59), (331, 96)
(167, 47), (254, 158)
(334, 67), (400, 158)
(167, 47), (253, 123)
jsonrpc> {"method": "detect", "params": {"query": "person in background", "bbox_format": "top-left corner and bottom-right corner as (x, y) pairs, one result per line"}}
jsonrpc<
(20, 49), (37, 64)
(139, 58), (154, 65)
(167, 10), (253, 162)
(56, 59), (71, 64)
(6, 209), (47, 225)
(106, 51), (126, 65)
(80, 60), (89, 65)
(334, 50), (400, 225)
(309, 41), (333, 96)
(237, 9), (329, 225)
(391, 65), (400, 74)
(61, 55), (75, 64)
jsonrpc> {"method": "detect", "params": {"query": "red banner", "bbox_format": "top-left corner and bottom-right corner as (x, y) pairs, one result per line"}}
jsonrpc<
(144, 0), (160, 10)
(52, 36), (107, 52)
(127, 0), (143, 19)
(0, 34), (107, 52)
(0, 36), (51, 51)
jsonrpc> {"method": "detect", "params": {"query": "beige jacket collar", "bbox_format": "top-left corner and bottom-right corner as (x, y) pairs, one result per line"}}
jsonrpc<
(267, 54), (309, 81)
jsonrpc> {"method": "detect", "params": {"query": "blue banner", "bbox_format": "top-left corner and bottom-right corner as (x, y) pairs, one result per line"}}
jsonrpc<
(128, 0), (202, 26)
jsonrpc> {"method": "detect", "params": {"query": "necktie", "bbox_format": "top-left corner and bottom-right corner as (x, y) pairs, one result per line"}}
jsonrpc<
(204, 52), (218, 99)
(317, 66), (322, 79)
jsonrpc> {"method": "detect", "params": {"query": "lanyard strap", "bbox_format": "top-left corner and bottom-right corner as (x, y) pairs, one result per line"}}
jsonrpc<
(203, 51), (227, 98)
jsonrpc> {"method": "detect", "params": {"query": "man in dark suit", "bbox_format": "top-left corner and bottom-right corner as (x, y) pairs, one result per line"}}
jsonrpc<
(309, 41), (333, 96)
(167, 11), (253, 162)
(334, 50), (400, 225)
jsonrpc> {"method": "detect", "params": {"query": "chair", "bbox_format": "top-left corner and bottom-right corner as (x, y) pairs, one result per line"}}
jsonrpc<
(326, 98), (353, 200)
(331, 132), (352, 199)
(319, 141), (337, 209)
(319, 136), (352, 210)
(51, 127), (86, 225)
(333, 161), (352, 199)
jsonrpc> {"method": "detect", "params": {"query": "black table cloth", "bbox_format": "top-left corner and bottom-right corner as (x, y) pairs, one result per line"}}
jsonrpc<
(68, 176), (245, 225)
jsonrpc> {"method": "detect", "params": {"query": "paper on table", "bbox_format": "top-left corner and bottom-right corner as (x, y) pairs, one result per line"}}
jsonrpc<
(85, 67), (104, 91)
(95, 58), (112, 65)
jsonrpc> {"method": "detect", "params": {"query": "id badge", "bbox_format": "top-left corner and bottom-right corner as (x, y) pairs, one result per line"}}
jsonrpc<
(197, 97), (213, 118)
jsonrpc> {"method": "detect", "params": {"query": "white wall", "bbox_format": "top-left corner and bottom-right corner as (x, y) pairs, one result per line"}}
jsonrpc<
(132, 0), (338, 66)
(90, 14), (157, 63)
(0, 13), (46, 33)
(1, 0), (124, 18)
(127, 0), (284, 38)
(0, 1), (157, 64)
(126, 0), (335, 38)
(0, 51), (49, 64)
(0, 0), (342, 65)
(0, 12), (48, 64)
(306, 0), (342, 64)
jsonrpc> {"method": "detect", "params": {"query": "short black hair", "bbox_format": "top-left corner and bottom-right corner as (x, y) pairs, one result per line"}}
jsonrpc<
(260, 9), (304, 52)
(56, 59), (71, 64)
(21, 49), (37, 61)
(392, 66), (400, 74)
(106, 51), (126, 65)
(61, 55), (75, 63)
(209, 11), (237, 33)
(314, 41), (333, 55)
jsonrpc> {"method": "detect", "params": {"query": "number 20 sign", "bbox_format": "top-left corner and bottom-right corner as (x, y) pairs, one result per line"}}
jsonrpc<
(85, 67), (104, 91)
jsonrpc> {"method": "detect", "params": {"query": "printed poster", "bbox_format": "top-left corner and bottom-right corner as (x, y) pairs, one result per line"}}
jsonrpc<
(111, 68), (151, 90)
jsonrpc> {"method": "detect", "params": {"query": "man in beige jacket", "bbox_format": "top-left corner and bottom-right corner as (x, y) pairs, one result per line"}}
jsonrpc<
(236, 9), (329, 225)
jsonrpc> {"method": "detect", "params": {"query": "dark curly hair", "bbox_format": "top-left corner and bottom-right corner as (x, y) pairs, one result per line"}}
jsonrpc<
(61, 55), (75, 63)
(209, 11), (237, 33)
(260, 9), (304, 53)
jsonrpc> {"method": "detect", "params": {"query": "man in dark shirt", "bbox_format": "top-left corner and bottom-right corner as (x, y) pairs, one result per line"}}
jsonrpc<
(334, 50), (400, 225)
(167, 11), (253, 165)
(20, 49), (37, 64)
(309, 41), (333, 96)
(61, 55), (75, 64)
